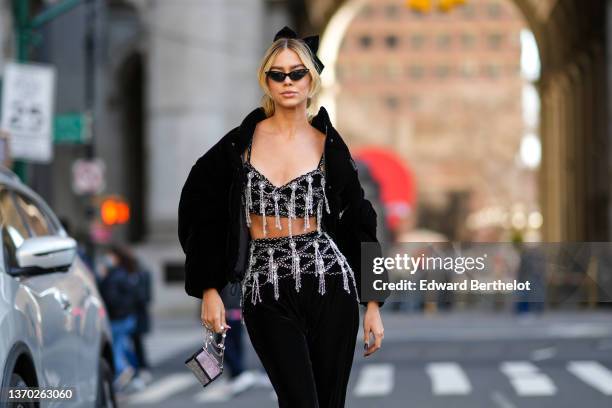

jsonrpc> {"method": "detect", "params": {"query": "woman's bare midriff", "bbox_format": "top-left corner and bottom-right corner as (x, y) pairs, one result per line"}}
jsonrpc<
(249, 215), (318, 239)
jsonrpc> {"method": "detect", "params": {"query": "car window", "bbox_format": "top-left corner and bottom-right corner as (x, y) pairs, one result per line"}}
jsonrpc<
(14, 192), (56, 236)
(0, 189), (30, 242)
(0, 189), (31, 270)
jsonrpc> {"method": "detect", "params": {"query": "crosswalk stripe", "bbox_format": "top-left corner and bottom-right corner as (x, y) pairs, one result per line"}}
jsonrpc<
(426, 362), (471, 395)
(353, 363), (395, 397)
(567, 361), (612, 395)
(128, 373), (197, 404)
(500, 361), (556, 396)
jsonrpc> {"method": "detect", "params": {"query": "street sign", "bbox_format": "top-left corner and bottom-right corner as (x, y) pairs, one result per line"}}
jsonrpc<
(1, 62), (56, 163)
(72, 158), (106, 195)
(54, 112), (91, 144)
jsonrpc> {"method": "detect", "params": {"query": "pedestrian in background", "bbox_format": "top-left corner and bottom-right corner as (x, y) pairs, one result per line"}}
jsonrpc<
(98, 244), (140, 390)
(127, 250), (154, 388)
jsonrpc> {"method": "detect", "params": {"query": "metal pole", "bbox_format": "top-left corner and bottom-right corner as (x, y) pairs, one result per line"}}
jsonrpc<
(608, 0), (612, 241)
(31, 0), (83, 29)
(10, 0), (84, 183)
(84, 0), (96, 159)
(83, 0), (97, 262)
(11, 0), (31, 181)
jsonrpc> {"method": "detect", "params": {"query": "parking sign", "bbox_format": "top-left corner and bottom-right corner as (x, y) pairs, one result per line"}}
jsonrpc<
(1, 62), (56, 162)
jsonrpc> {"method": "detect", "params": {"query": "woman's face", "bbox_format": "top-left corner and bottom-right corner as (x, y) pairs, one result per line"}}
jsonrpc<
(266, 48), (312, 110)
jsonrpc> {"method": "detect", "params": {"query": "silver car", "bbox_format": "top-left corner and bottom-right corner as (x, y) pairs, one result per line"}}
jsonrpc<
(0, 166), (116, 407)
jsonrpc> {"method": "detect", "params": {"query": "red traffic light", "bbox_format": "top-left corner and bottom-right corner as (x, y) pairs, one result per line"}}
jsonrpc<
(100, 197), (130, 225)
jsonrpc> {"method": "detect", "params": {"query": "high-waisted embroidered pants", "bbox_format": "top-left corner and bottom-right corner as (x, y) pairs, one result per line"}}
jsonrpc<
(241, 230), (360, 407)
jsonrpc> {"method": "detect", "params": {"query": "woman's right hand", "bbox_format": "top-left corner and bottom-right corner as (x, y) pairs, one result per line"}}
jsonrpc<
(201, 288), (229, 333)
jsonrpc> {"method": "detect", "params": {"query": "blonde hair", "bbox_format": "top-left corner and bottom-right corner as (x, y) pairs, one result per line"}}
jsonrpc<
(257, 38), (322, 120)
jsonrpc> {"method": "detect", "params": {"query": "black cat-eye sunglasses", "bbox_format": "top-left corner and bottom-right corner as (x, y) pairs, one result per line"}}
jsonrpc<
(265, 68), (310, 83)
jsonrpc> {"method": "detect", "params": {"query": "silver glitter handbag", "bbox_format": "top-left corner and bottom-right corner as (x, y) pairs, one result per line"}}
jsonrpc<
(184, 323), (226, 387)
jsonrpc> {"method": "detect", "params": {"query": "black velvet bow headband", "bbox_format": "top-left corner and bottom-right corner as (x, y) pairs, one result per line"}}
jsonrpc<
(273, 26), (325, 74)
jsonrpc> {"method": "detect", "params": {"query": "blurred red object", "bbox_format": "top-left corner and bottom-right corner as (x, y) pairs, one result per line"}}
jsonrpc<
(353, 147), (416, 231)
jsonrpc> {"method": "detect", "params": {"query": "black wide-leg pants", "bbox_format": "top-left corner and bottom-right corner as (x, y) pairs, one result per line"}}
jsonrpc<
(242, 270), (360, 408)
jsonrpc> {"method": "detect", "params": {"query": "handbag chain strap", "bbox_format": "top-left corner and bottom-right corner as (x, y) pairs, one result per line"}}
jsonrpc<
(201, 323), (227, 367)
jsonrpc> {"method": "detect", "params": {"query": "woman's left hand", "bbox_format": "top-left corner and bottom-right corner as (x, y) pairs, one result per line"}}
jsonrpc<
(363, 302), (384, 357)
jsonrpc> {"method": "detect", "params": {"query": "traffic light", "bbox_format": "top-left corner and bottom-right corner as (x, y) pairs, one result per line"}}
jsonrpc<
(439, 0), (466, 12)
(100, 196), (130, 226)
(406, 0), (432, 13)
(406, 0), (466, 13)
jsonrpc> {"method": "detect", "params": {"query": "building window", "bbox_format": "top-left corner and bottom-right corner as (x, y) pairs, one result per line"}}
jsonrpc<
(435, 65), (451, 79)
(461, 62), (477, 78)
(462, 4), (476, 18)
(437, 33), (452, 49)
(385, 95), (399, 110)
(461, 33), (476, 49)
(359, 35), (373, 49)
(484, 64), (501, 78)
(408, 65), (424, 79)
(410, 33), (426, 49)
(359, 64), (372, 80)
(488, 33), (504, 49)
(385, 35), (399, 49)
(488, 2), (503, 18)
(385, 4), (399, 18)
(387, 62), (402, 80)
(360, 4), (373, 18)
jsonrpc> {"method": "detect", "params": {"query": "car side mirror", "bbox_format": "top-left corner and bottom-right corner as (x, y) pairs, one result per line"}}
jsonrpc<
(11, 236), (77, 277)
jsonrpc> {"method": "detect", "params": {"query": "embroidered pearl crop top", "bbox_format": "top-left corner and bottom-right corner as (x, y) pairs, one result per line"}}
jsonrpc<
(243, 131), (331, 237)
